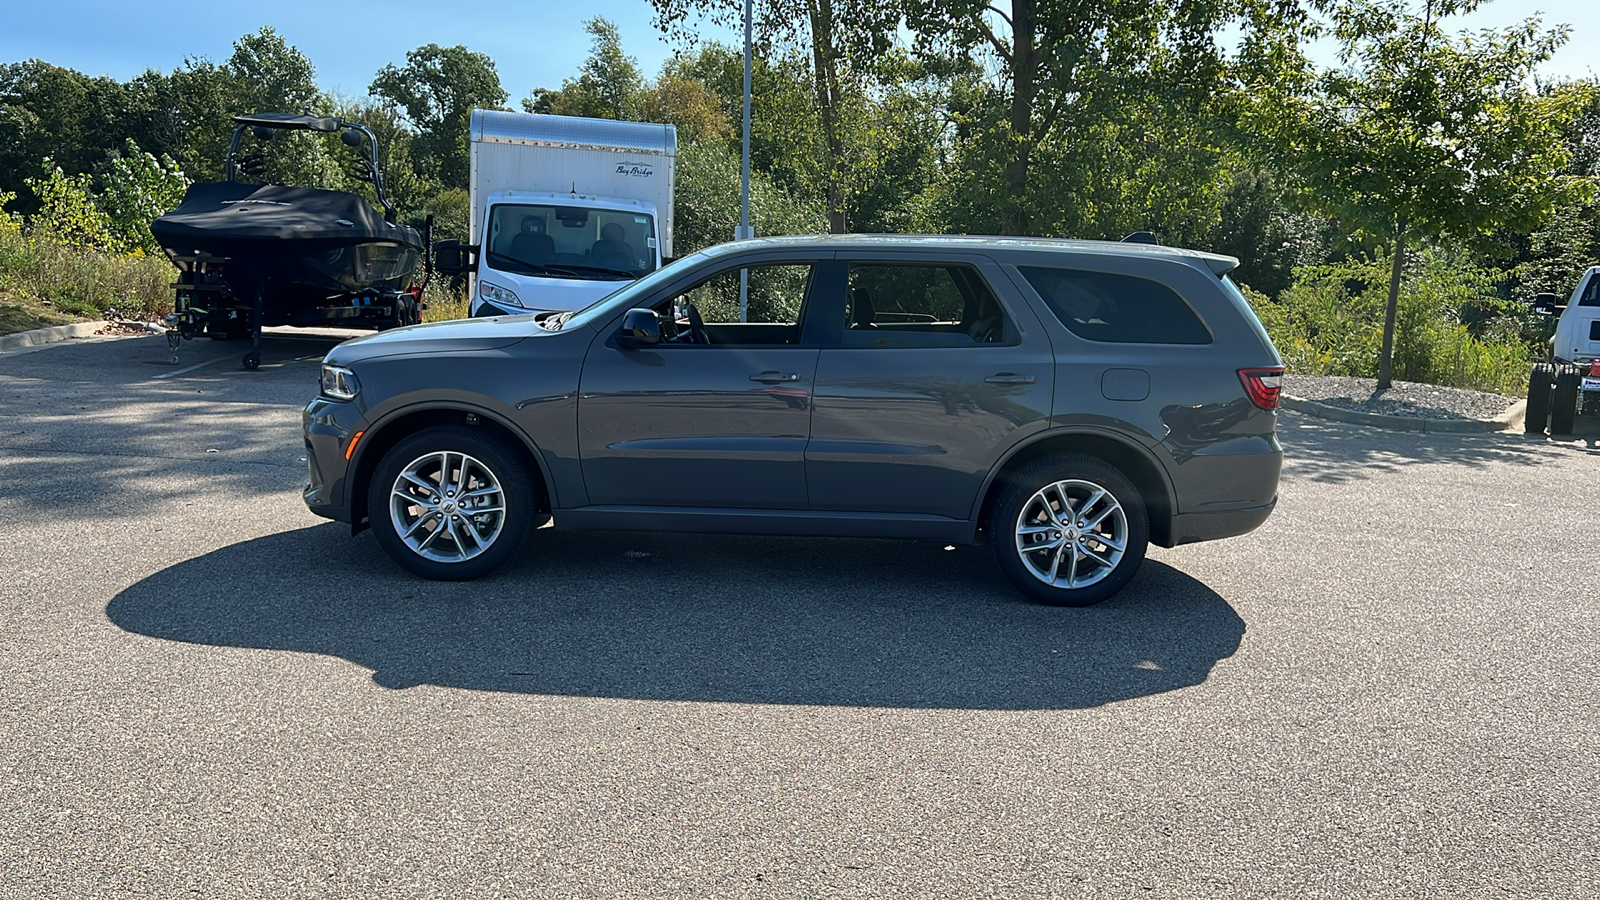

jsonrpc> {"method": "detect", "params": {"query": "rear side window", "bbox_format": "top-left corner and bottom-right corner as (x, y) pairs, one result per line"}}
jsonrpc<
(1019, 266), (1211, 344)
(840, 263), (1011, 347)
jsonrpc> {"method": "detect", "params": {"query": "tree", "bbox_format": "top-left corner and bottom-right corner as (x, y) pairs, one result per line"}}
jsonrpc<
(648, 0), (900, 233)
(370, 44), (508, 189)
(525, 18), (645, 120)
(96, 139), (188, 253)
(1251, 0), (1592, 388)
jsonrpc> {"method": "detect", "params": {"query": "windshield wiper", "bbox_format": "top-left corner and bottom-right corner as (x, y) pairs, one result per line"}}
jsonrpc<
(560, 264), (639, 280)
(486, 252), (584, 279)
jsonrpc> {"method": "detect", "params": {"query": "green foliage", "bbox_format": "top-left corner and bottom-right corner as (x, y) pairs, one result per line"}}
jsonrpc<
(370, 44), (508, 189)
(0, 212), (171, 321)
(673, 139), (826, 255)
(1247, 252), (1533, 394)
(25, 161), (117, 251)
(526, 18), (645, 120)
(96, 140), (188, 253)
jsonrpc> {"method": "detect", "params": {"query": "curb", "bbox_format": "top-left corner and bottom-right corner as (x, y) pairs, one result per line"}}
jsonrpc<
(1282, 394), (1526, 434)
(0, 320), (164, 352)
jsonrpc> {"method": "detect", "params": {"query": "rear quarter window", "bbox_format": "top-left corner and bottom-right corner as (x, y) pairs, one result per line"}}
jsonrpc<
(1019, 266), (1212, 344)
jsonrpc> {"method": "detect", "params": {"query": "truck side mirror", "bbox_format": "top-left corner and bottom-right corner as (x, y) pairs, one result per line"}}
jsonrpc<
(1532, 292), (1563, 316)
(616, 309), (661, 349)
(433, 240), (479, 276)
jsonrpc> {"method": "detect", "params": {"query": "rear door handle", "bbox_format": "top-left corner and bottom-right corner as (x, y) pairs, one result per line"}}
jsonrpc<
(751, 371), (800, 383)
(985, 373), (1036, 385)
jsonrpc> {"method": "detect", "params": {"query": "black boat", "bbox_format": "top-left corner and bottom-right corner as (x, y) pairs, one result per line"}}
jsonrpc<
(153, 112), (427, 369)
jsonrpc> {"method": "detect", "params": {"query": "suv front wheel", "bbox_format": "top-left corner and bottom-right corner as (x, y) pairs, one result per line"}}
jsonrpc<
(367, 425), (536, 580)
(990, 454), (1149, 606)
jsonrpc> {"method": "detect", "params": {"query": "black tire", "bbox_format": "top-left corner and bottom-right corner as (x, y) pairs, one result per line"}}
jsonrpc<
(1525, 363), (1554, 434)
(367, 425), (536, 580)
(242, 351), (260, 370)
(1550, 366), (1580, 435)
(989, 454), (1149, 607)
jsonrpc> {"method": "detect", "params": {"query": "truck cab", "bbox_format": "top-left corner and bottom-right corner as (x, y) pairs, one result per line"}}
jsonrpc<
(1546, 266), (1600, 368)
(435, 109), (677, 317)
(472, 191), (662, 315)
(1528, 266), (1600, 434)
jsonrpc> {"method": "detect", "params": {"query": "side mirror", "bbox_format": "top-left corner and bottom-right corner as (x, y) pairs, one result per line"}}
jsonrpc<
(616, 308), (661, 349)
(433, 240), (479, 276)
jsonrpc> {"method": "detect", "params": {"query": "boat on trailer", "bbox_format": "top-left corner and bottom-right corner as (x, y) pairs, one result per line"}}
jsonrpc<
(152, 112), (428, 369)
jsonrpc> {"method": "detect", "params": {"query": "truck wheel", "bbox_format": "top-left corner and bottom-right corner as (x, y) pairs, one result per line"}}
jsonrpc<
(1525, 363), (1554, 434)
(989, 454), (1149, 607)
(1550, 366), (1580, 435)
(368, 426), (536, 580)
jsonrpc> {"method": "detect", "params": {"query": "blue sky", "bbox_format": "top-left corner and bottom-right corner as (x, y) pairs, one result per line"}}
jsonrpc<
(1, 1), (1594, 101)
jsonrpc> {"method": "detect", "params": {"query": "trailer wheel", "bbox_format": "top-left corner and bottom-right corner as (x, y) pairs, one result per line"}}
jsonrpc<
(1550, 366), (1580, 435)
(242, 350), (261, 370)
(1525, 363), (1554, 434)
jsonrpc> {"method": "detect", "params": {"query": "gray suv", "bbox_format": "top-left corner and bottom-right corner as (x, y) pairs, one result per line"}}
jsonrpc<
(303, 235), (1284, 606)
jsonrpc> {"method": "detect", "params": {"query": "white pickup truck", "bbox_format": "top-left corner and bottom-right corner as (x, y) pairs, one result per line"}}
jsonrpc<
(1528, 266), (1600, 435)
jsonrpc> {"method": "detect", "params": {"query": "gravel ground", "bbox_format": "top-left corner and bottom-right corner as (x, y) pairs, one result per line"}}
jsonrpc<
(1284, 373), (1520, 421)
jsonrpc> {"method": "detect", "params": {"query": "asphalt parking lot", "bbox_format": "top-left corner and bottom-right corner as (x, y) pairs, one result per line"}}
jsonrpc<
(2, 330), (1597, 898)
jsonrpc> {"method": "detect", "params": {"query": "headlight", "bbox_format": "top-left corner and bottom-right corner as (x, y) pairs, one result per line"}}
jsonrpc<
(320, 364), (360, 401)
(479, 280), (523, 309)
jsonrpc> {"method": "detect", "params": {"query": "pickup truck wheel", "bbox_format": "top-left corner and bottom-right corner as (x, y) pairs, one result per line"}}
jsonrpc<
(368, 426), (534, 580)
(1525, 363), (1554, 434)
(1550, 366), (1580, 435)
(989, 454), (1149, 607)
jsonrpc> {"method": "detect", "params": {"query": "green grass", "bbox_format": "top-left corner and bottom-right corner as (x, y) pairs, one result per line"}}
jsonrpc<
(0, 289), (86, 336)
(0, 226), (173, 327)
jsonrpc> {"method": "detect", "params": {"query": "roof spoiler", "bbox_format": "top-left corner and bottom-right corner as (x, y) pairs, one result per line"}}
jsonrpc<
(1120, 231), (1238, 275)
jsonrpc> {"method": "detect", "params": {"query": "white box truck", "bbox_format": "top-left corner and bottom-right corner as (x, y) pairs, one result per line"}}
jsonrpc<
(434, 109), (677, 316)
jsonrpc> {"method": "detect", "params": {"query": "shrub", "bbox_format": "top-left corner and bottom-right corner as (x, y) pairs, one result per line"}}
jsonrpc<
(1241, 250), (1533, 395)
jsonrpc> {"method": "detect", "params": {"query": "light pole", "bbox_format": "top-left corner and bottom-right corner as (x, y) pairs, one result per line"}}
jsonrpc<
(737, 0), (754, 321)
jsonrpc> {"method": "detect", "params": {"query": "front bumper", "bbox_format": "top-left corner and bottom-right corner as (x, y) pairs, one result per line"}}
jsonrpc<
(303, 397), (360, 523)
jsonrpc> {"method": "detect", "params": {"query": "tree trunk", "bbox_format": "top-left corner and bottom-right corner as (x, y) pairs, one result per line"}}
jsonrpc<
(1001, 0), (1036, 236)
(808, 0), (848, 233)
(1376, 218), (1408, 391)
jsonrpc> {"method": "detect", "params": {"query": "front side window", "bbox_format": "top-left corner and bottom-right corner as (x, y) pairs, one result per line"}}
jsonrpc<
(651, 263), (815, 345)
(1020, 266), (1212, 344)
(485, 203), (656, 280)
(840, 263), (1009, 347)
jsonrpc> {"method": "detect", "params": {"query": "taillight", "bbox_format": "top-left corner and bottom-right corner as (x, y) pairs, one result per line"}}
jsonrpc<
(1590, 360), (1600, 377)
(1238, 366), (1285, 410)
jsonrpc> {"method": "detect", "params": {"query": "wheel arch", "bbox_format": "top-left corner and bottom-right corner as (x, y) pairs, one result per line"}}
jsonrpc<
(347, 402), (554, 533)
(975, 429), (1177, 547)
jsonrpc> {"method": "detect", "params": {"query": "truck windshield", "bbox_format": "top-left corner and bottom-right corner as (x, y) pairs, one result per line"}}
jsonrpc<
(484, 203), (656, 280)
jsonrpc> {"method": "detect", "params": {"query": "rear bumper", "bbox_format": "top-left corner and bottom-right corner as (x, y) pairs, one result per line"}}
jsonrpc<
(1167, 498), (1277, 547)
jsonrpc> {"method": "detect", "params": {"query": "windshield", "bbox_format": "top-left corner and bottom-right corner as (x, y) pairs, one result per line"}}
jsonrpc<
(484, 203), (656, 280)
(556, 248), (720, 331)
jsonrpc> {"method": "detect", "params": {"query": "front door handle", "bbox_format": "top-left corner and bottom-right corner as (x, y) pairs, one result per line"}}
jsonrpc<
(985, 373), (1036, 385)
(750, 371), (801, 384)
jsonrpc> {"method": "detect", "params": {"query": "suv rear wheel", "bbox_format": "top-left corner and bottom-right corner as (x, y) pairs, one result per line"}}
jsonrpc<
(990, 454), (1149, 606)
(368, 425), (535, 580)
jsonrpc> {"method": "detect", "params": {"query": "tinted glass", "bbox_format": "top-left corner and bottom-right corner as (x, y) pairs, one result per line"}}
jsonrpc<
(676, 264), (812, 326)
(841, 263), (1008, 347)
(1579, 276), (1600, 307)
(485, 203), (656, 278)
(1020, 267), (1211, 344)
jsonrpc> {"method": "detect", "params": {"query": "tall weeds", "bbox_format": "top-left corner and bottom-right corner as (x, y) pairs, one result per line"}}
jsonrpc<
(0, 224), (173, 321)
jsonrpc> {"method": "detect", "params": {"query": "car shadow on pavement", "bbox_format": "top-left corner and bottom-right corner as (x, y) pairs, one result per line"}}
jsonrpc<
(107, 524), (1245, 711)
(1278, 412), (1599, 485)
